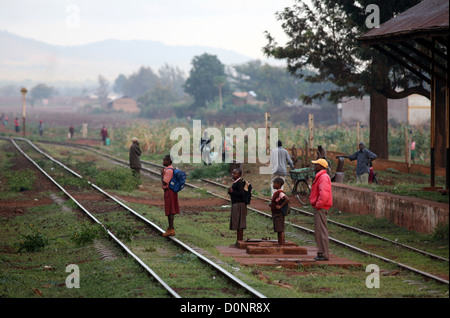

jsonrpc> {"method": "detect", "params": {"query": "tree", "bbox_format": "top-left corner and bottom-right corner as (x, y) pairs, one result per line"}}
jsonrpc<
(158, 63), (186, 99)
(113, 74), (127, 94)
(122, 66), (159, 99)
(183, 53), (227, 108)
(213, 75), (226, 110)
(137, 84), (177, 118)
(264, 0), (425, 159)
(96, 75), (110, 107)
(233, 60), (308, 107)
(29, 84), (54, 106)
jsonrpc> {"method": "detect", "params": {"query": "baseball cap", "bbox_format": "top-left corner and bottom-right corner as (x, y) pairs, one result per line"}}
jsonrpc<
(311, 158), (328, 168)
(132, 137), (139, 142)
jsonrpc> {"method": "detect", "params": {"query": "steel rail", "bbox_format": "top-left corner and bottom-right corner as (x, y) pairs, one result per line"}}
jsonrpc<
(200, 178), (450, 263)
(189, 183), (450, 285)
(9, 138), (181, 298)
(16, 138), (266, 298)
(29, 140), (449, 285)
(135, 163), (450, 285)
(129, 153), (449, 264)
(125, 158), (450, 285)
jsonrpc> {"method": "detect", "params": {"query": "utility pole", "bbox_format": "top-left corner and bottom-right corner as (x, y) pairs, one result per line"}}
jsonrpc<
(21, 87), (27, 137)
(309, 113), (314, 151)
(265, 112), (271, 155)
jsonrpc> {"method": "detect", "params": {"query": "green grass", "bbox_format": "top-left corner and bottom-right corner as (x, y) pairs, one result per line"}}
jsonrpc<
(2, 138), (448, 298)
(130, 195), (449, 298)
(0, 199), (170, 298)
(355, 181), (449, 204)
(4, 169), (36, 192)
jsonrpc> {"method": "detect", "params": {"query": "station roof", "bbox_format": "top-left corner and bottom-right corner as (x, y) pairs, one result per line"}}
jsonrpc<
(358, 0), (449, 43)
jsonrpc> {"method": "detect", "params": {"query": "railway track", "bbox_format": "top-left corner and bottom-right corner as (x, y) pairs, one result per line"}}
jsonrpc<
(7, 138), (266, 298)
(23, 139), (449, 285)
(200, 178), (450, 263)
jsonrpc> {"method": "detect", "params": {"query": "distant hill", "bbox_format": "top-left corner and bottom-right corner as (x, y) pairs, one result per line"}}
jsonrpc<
(0, 31), (253, 82)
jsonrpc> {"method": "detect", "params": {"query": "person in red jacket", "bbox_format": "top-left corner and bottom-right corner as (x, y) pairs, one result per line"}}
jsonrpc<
(309, 158), (333, 261)
(100, 126), (108, 145)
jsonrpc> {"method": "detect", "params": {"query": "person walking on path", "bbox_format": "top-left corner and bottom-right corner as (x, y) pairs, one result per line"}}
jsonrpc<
(411, 139), (416, 164)
(14, 117), (20, 133)
(161, 155), (180, 237)
(69, 124), (75, 139)
(38, 120), (44, 136)
(342, 142), (377, 184)
(200, 131), (211, 165)
(269, 140), (294, 195)
(228, 168), (247, 246)
(100, 126), (108, 145)
(81, 121), (88, 138)
(309, 158), (333, 261)
(129, 137), (142, 179)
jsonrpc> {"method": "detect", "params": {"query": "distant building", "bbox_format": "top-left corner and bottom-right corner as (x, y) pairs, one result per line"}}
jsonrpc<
(232, 91), (265, 107)
(72, 96), (101, 111)
(340, 94), (430, 126)
(107, 96), (140, 113)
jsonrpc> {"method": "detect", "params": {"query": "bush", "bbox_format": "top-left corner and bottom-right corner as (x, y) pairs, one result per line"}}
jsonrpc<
(105, 222), (139, 242)
(56, 175), (91, 189)
(433, 223), (449, 243)
(17, 225), (49, 252)
(6, 169), (36, 192)
(71, 222), (106, 246)
(75, 161), (99, 178)
(94, 166), (140, 191)
(188, 163), (229, 180)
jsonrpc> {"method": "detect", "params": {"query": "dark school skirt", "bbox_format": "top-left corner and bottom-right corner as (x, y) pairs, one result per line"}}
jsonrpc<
(272, 210), (285, 233)
(164, 188), (180, 216)
(230, 202), (247, 230)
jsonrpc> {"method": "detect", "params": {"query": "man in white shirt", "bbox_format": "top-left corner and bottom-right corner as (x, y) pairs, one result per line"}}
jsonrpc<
(270, 140), (295, 195)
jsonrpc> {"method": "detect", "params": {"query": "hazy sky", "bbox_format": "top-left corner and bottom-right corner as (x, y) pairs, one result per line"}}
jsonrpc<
(0, 0), (294, 59)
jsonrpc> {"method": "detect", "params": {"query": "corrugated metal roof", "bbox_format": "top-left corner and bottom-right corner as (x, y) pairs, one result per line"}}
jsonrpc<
(358, 0), (449, 42)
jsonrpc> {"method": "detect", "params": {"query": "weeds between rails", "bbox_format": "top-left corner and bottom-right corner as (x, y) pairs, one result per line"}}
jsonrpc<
(8, 138), (265, 298)
(8, 139), (181, 298)
(21, 139), (449, 290)
(201, 178), (448, 261)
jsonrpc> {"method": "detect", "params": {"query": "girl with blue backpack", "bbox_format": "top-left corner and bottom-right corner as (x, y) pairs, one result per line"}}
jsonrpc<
(161, 155), (180, 237)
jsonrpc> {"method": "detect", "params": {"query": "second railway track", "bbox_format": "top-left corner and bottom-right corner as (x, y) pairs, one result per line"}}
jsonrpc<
(24, 139), (449, 285)
(9, 138), (266, 298)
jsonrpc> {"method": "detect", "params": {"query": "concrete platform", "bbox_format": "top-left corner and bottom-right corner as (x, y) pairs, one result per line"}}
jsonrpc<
(217, 239), (363, 269)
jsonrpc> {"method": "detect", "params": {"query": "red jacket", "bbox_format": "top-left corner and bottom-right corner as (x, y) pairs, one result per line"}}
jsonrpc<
(309, 169), (332, 210)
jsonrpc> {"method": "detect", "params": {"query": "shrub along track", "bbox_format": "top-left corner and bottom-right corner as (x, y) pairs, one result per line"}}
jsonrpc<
(7, 138), (265, 298)
(35, 140), (449, 286)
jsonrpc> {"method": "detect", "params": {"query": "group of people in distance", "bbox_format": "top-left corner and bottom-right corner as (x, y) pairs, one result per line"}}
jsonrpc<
(129, 136), (377, 262)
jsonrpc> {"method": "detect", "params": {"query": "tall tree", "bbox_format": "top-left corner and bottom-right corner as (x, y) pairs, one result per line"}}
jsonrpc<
(183, 53), (227, 108)
(113, 74), (127, 94)
(158, 63), (186, 99)
(264, 0), (426, 159)
(29, 84), (54, 106)
(122, 66), (159, 99)
(137, 84), (177, 118)
(232, 60), (311, 107)
(96, 75), (110, 107)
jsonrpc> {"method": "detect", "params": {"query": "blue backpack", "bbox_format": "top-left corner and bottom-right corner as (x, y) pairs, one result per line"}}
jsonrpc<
(168, 168), (187, 193)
